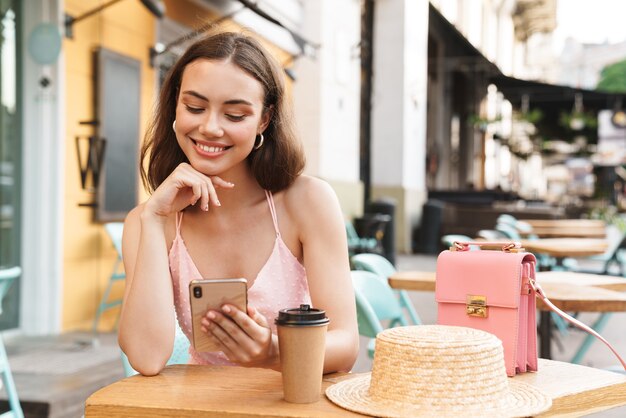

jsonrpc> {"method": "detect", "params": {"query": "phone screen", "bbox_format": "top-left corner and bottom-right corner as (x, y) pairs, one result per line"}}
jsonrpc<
(188, 278), (248, 352)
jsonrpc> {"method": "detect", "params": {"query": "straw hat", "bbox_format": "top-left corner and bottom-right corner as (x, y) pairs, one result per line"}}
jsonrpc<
(326, 325), (551, 417)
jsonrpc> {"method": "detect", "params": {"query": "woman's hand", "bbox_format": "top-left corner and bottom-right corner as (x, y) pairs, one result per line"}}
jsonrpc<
(144, 163), (234, 220)
(201, 305), (279, 369)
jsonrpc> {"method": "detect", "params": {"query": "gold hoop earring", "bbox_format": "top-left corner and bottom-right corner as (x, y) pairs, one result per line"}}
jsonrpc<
(172, 120), (176, 132)
(253, 133), (264, 150)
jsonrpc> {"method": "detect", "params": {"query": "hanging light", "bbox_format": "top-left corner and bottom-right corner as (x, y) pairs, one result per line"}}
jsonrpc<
(569, 93), (585, 130)
(64, 0), (166, 38)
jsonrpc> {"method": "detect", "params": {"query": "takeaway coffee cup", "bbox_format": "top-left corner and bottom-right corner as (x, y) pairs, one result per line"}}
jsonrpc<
(275, 304), (330, 403)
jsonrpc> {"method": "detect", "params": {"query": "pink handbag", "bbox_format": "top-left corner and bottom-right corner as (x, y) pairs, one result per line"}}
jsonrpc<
(436, 241), (626, 376)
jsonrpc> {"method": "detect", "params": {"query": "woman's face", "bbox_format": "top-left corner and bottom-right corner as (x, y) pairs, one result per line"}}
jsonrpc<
(174, 58), (269, 177)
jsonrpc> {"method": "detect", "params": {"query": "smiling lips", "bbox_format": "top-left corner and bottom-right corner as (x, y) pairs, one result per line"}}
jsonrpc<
(192, 139), (232, 155)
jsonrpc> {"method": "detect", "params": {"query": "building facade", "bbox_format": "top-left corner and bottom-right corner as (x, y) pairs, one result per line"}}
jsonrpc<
(3, 0), (560, 335)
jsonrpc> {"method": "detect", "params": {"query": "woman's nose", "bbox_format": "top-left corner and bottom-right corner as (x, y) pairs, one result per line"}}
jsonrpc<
(199, 113), (224, 137)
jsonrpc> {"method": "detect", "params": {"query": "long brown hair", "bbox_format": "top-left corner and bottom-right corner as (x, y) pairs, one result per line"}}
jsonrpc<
(141, 31), (305, 193)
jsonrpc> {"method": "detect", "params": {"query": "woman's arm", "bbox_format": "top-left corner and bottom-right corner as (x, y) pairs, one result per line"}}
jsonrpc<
(117, 204), (176, 376)
(118, 163), (232, 375)
(290, 176), (360, 373)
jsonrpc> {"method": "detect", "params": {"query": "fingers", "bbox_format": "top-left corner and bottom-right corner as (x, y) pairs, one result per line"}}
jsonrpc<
(172, 164), (235, 211)
(224, 305), (270, 342)
(210, 176), (235, 189)
(201, 306), (272, 365)
(204, 176), (234, 209)
(247, 306), (270, 329)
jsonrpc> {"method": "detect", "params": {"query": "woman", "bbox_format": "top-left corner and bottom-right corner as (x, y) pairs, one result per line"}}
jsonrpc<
(118, 31), (359, 376)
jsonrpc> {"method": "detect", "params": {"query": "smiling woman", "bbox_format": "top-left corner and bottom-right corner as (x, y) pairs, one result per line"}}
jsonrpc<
(118, 31), (359, 377)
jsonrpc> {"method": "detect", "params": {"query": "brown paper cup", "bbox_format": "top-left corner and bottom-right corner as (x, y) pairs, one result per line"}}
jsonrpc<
(277, 323), (328, 403)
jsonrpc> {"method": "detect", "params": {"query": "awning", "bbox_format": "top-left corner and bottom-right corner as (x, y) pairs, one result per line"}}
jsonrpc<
(429, 4), (500, 77)
(490, 74), (626, 112)
(490, 74), (626, 142)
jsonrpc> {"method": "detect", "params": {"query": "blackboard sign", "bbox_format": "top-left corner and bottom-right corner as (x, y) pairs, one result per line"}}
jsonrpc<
(95, 48), (140, 222)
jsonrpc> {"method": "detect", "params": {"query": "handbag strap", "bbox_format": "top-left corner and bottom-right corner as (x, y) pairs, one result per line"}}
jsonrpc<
(530, 279), (626, 370)
(452, 241), (524, 252)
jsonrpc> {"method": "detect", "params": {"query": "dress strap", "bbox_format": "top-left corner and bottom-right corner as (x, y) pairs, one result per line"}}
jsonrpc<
(265, 190), (280, 237)
(175, 212), (183, 235)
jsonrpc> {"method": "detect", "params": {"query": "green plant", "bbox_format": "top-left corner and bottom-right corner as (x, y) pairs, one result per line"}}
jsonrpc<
(559, 110), (598, 131)
(516, 108), (543, 124)
(468, 114), (501, 130)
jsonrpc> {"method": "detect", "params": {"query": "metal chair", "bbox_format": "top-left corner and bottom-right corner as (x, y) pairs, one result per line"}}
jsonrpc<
(496, 214), (536, 237)
(350, 253), (421, 327)
(440, 234), (472, 248)
(580, 233), (626, 277)
(0, 266), (24, 418)
(351, 270), (411, 358)
(440, 234), (482, 251)
(476, 229), (508, 240)
(570, 233), (626, 364)
(93, 222), (125, 332)
(345, 221), (379, 256)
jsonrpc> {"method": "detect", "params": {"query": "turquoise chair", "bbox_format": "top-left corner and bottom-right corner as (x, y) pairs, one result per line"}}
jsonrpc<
(583, 233), (626, 277)
(570, 233), (626, 365)
(0, 267), (24, 418)
(477, 229), (508, 240)
(440, 234), (472, 248)
(350, 253), (421, 326)
(440, 234), (480, 251)
(345, 221), (379, 256)
(497, 214), (535, 237)
(93, 222), (125, 332)
(351, 270), (414, 358)
(495, 222), (522, 240)
(121, 315), (191, 376)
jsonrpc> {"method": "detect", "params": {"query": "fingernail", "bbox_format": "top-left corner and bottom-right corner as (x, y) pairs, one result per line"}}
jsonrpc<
(201, 326), (207, 333)
(222, 305), (231, 314)
(204, 204), (209, 211)
(207, 311), (216, 320)
(216, 200), (221, 207)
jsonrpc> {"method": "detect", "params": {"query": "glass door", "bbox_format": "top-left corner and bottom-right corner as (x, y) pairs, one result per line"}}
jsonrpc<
(0, 0), (21, 330)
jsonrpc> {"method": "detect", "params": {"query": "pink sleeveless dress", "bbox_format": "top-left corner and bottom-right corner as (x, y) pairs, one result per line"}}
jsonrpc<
(169, 190), (311, 365)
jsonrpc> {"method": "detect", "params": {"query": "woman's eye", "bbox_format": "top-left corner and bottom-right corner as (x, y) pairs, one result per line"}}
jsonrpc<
(226, 114), (246, 122)
(185, 105), (204, 114)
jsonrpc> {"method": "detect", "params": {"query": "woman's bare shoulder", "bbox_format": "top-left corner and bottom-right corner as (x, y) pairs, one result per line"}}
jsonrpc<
(284, 175), (337, 205)
(282, 175), (341, 224)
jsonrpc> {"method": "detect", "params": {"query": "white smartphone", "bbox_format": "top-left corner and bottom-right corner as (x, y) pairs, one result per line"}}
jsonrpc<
(189, 278), (248, 352)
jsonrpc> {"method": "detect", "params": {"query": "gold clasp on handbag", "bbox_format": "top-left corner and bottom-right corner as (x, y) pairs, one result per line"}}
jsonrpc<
(502, 243), (525, 253)
(466, 295), (488, 318)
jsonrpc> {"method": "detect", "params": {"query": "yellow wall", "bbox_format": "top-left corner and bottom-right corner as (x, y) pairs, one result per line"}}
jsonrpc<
(62, 1), (295, 331)
(63, 0), (157, 330)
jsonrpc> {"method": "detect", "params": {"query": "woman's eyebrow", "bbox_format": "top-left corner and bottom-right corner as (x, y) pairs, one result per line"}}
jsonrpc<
(182, 90), (208, 101)
(223, 99), (253, 106)
(181, 91), (253, 107)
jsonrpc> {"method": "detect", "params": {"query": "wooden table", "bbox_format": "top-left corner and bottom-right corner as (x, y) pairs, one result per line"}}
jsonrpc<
(520, 219), (607, 238)
(535, 271), (626, 292)
(518, 238), (609, 259)
(388, 271), (626, 311)
(388, 270), (626, 359)
(85, 361), (626, 417)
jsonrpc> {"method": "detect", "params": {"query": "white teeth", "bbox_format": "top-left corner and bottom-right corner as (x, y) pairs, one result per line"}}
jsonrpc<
(197, 143), (226, 153)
